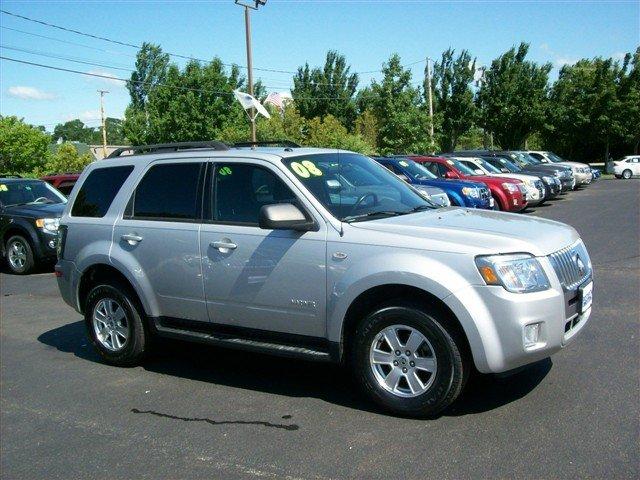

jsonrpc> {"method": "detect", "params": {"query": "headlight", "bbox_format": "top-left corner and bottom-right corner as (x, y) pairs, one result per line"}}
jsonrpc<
(502, 182), (518, 193)
(461, 187), (480, 198)
(542, 176), (554, 185)
(475, 254), (550, 293)
(35, 217), (60, 233)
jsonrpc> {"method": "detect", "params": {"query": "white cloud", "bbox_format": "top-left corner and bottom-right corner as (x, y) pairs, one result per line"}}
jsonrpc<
(612, 52), (627, 62)
(8, 86), (57, 100)
(63, 110), (102, 123)
(555, 56), (579, 68)
(86, 69), (126, 87)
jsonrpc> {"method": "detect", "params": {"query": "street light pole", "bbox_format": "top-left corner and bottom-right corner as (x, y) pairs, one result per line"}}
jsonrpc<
(243, 5), (256, 142)
(236, 0), (266, 142)
(426, 58), (434, 142)
(98, 90), (109, 158)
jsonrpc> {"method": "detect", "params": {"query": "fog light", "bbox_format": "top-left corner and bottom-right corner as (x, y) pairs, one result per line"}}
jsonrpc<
(523, 323), (541, 348)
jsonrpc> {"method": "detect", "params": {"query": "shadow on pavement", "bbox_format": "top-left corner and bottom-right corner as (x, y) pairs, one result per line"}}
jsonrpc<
(38, 320), (551, 418)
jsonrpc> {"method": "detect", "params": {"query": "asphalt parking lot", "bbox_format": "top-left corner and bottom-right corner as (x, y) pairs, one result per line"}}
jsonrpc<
(1, 179), (638, 480)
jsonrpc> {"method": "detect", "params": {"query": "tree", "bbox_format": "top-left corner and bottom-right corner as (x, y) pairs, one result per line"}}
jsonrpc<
(127, 42), (170, 110)
(123, 47), (249, 144)
(545, 55), (629, 160)
(476, 43), (551, 149)
(431, 48), (477, 151)
(366, 54), (431, 154)
(618, 47), (640, 154)
(355, 109), (379, 151)
(292, 51), (359, 128)
(0, 116), (51, 174)
(53, 119), (93, 144)
(43, 142), (93, 175)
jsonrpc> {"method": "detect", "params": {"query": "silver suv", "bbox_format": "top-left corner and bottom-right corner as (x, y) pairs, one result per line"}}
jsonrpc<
(55, 142), (594, 417)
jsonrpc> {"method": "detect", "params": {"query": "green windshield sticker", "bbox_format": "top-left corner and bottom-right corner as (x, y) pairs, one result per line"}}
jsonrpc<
(290, 161), (323, 178)
(219, 166), (232, 176)
(399, 160), (409, 167)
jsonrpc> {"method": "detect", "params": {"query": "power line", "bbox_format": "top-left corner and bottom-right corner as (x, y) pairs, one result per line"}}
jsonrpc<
(0, 9), (426, 77)
(0, 44), (134, 71)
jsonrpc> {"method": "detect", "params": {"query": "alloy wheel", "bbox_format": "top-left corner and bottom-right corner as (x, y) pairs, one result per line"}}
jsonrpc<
(8, 240), (27, 271)
(369, 324), (438, 398)
(92, 298), (129, 351)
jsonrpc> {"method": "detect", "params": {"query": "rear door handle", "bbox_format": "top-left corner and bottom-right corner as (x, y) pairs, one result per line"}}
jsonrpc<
(121, 234), (143, 245)
(211, 240), (237, 251)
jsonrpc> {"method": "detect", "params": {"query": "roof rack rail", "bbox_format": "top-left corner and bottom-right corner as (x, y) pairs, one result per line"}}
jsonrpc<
(233, 140), (301, 148)
(107, 141), (229, 158)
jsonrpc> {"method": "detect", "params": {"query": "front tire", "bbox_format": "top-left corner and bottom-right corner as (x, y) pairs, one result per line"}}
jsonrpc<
(491, 195), (502, 211)
(5, 235), (35, 274)
(622, 169), (632, 179)
(351, 304), (466, 417)
(85, 283), (147, 366)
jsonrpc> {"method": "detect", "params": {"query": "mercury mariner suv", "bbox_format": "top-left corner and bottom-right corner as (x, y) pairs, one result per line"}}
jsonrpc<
(55, 142), (594, 417)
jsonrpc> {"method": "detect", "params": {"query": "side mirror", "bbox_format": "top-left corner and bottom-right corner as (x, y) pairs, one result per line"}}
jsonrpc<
(474, 169), (484, 175)
(501, 168), (510, 173)
(444, 171), (458, 179)
(259, 203), (316, 232)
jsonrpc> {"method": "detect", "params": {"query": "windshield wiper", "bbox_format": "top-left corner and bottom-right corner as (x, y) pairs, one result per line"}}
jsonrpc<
(410, 204), (435, 212)
(343, 210), (408, 223)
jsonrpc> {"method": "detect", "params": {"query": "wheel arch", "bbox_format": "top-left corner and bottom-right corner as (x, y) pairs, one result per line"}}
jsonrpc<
(77, 263), (151, 317)
(2, 222), (38, 257)
(338, 284), (472, 366)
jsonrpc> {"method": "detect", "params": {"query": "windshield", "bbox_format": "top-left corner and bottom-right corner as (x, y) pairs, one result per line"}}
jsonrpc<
(516, 152), (541, 165)
(0, 180), (67, 207)
(282, 153), (436, 222)
(448, 158), (481, 176)
(546, 152), (565, 163)
(396, 159), (437, 180)
(475, 158), (502, 174)
(487, 157), (520, 173)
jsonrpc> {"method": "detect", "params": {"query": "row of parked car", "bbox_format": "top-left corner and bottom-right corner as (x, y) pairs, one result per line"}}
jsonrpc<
(0, 147), (598, 275)
(373, 150), (599, 213)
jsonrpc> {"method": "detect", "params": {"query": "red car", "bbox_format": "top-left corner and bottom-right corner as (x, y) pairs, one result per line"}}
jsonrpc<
(41, 172), (80, 196)
(408, 156), (528, 212)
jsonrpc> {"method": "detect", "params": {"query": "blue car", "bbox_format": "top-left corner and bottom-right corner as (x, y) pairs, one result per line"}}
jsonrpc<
(374, 156), (494, 209)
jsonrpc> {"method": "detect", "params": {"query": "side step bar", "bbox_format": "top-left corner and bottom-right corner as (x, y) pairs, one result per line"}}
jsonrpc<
(152, 318), (333, 362)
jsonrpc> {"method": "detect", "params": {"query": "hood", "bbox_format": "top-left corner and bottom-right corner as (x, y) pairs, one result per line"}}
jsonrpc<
(349, 207), (578, 257)
(483, 173), (539, 184)
(557, 161), (589, 169)
(412, 177), (486, 190)
(2, 202), (66, 218)
(463, 174), (519, 185)
(414, 185), (446, 196)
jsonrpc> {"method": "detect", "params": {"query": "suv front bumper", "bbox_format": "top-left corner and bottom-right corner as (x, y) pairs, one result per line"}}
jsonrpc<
(444, 279), (592, 374)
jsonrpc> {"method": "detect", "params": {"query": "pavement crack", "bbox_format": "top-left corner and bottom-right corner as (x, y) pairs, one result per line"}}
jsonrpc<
(131, 408), (299, 431)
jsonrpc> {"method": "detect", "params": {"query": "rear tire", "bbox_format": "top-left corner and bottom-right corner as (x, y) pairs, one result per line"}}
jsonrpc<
(85, 282), (147, 366)
(5, 235), (35, 275)
(351, 303), (466, 418)
(622, 169), (632, 179)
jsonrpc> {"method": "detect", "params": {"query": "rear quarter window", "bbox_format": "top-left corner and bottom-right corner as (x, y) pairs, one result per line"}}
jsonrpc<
(71, 166), (134, 217)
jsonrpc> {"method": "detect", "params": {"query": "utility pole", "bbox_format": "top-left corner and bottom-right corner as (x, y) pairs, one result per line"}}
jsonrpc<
(98, 90), (109, 158)
(236, 1), (267, 142)
(426, 58), (434, 142)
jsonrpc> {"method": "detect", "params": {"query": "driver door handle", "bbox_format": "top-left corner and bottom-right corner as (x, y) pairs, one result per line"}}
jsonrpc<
(121, 234), (143, 244)
(211, 240), (237, 251)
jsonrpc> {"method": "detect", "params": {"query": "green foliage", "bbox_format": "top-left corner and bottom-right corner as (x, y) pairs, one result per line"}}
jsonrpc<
(477, 43), (552, 149)
(292, 51), (359, 128)
(544, 49), (639, 160)
(355, 109), (379, 151)
(123, 44), (249, 145)
(431, 48), (477, 152)
(0, 116), (51, 174)
(52, 117), (126, 145)
(366, 54), (432, 155)
(40, 142), (93, 175)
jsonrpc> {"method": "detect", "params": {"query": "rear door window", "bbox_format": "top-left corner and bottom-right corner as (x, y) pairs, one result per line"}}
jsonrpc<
(128, 162), (204, 221)
(72, 166), (133, 217)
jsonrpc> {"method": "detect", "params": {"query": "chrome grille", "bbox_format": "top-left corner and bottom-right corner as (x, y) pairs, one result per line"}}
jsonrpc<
(534, 180), (545, 197)
(479, 187), (491, 201)
(548, 240), (592, 290)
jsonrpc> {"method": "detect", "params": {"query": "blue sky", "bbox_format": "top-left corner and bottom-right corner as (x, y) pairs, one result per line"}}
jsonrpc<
(1, 0), (638, 131)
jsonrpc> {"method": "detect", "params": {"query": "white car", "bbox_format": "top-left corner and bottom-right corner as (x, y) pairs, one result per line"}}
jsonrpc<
(527, 151), (593, 187)
(454, 157), (546, 206)
(613, 156), (640, 179)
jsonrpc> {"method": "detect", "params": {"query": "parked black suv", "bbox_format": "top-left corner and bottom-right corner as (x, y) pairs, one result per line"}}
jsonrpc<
(0, 177), (67, 274)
